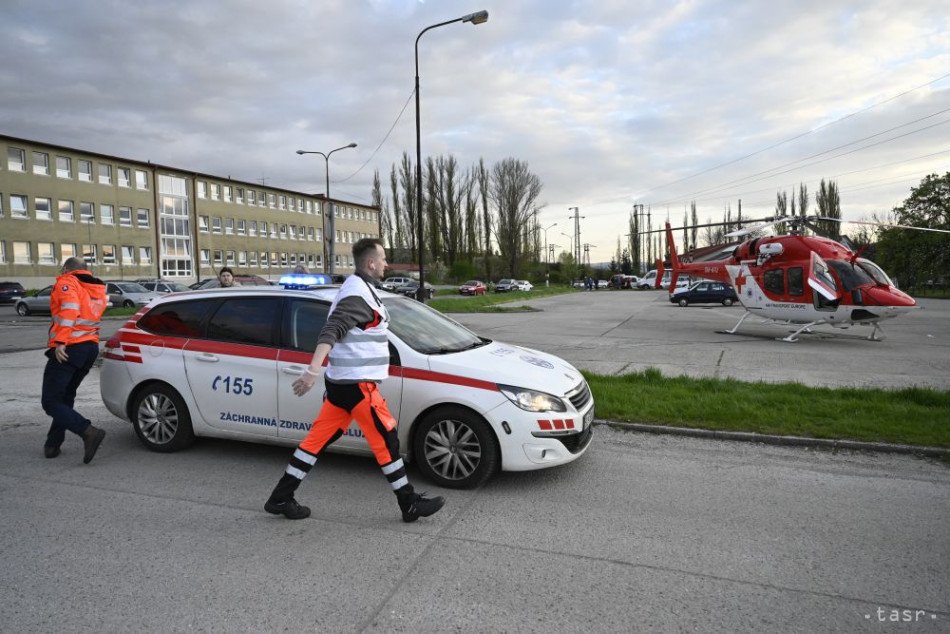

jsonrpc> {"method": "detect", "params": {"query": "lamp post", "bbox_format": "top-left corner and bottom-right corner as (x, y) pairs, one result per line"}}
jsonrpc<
(296, 143), (357, 275)
(541, 222), (557, 286)
(415, 10), (488, 301)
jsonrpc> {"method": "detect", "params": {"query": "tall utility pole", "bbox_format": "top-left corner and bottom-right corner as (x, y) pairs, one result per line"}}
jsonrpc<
(582, 243), (596, 268)
(568, 206), (584, 269)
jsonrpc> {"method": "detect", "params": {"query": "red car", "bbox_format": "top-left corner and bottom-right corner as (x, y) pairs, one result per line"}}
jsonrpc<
(458, 280), (487, 296)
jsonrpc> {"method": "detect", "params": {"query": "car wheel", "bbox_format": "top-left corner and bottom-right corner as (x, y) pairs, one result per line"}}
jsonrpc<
(122, 300), (135, 308)
(413, 406), (499, 489)
(16, 303), (30, 316)
(722, 298), (734, 306)
(678, 298), (688, 307)
(131, 383), (195, 452)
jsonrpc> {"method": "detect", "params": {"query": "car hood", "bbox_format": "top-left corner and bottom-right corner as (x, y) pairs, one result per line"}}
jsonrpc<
(425, 341), (585, 397)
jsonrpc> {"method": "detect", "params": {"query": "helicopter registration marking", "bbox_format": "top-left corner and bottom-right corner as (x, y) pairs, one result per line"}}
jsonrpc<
(765, 303), (807, 310)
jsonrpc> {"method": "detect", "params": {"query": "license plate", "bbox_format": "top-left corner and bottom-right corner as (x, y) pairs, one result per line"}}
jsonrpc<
(583, 407), (594, 429)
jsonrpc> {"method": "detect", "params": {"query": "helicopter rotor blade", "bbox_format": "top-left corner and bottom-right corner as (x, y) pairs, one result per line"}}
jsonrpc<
(813, 217), (950, 234)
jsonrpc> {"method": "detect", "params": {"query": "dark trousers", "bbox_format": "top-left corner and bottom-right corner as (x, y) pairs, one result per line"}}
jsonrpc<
(41, 341), (100, 449)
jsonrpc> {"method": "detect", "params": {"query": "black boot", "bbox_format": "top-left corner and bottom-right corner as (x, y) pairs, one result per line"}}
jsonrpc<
(397, 486), (445, 523)
(81, 425), (106, 464)
(44, 445), (61, 459)
(264, 473), (311, 519)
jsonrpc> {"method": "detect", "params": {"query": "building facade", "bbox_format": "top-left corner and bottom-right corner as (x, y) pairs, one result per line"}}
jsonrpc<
(0, 135), (380, 287)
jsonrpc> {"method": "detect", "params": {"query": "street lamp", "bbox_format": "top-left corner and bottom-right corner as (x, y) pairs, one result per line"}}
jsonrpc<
(541, 222), (557, 265)
(415, 10), (489, 301)
(296, 143), (357, 275)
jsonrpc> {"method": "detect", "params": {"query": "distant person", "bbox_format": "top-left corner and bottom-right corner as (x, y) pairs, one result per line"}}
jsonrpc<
(292, 264), (310, 274)
(41, 257), (109, 463)
(218, 267), (236, 287)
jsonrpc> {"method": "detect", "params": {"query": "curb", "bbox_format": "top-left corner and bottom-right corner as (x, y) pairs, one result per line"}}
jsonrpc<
(595, 420), (950, 458)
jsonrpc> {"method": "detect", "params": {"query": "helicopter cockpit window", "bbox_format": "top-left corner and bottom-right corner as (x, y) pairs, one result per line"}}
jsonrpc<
(827, 260), (874, 291)
(812, 258), (837, 293)
(763, 269), (784, 294)
(788, 267), (804, 295)
(856, 258), (893, 286)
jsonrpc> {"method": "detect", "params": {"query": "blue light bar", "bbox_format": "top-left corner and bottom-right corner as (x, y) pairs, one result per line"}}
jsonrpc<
(278, 273), (334, 289)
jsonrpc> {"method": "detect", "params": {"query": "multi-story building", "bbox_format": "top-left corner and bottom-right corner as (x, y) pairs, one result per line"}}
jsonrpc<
(0, 134), (380, 287)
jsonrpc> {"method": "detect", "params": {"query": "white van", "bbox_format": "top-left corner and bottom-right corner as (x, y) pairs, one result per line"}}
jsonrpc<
(637, 270), (692, 290)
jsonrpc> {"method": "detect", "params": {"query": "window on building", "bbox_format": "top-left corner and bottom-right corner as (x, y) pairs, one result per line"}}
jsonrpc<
(102, 244), (116, 264)
(249, 251), (258, 266)
(118, 167), (131, 187)
(213, 250), (223, 265)
(268, 193), (276, 208)
(211, 183), (220, 200)
(98, 163), (112, 185)
(279, 224), (288, 239)
(121, 245), (135, 265)
(100, 204), (114, 225)
(270, 251), (278, 266)
(8, 147), (26, 171)
(283, 196), (291, 211)
(289, 253), (297, 266)
(33, 151), (50, 175)
(247, 190), (256, 206)
(200, 249), (210, 264)
(270, 224), (278, 239)
(225, 218), (234, 235)
(334, 254), (341, 268)
(226, 250), (235, 265)
(80, 202), (95, 223)
(139, 246), (152, 264)
(56, 156), (72, 179)
(308, 227), (315, 241)
(10, 194), (28, 219)
(316, 228), (322, 241)
(199, 216), (209, 232)
(288, 198), (296, 212)
(135, 169), (148, 190)
(314, 254), (322, 269)
(259, 221), (268, 236)
(61, 243), (77, 261)
(36, 242), (55, 265)
(289, 225), (297, 240)
(238, 251), (247, 266)
(14, 241), (31, 264)
(81, 243), (97, 264)
(197, 181), (207, 198)
(279, 252), (288, 267)
(78, 160), (92, 182)
(119, 206), (133, 227)
(235, 187), (244, 204)
(223, 185), (232, 202)
(237, 219), (246, 235)
(137, 208), (150, 228)
(212, 217), (222, 234)
(35, 197), (52, 221)
(58, 200), (75, 222)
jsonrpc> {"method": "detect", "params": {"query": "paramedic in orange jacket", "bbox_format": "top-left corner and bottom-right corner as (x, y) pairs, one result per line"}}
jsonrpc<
(264, 238), (445, 522)
(41, 257), (109, 463)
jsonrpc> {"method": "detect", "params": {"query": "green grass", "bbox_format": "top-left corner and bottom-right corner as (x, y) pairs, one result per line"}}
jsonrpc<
(585, 368), (950, 448)
(911, 288), (950, 299)
(104, 306), (139, 317)
(430, 285), (577, 313)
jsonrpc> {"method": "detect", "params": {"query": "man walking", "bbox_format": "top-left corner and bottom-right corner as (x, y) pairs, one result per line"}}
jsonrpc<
(264, 238), (445, 522)
(41, 257), (109, 463)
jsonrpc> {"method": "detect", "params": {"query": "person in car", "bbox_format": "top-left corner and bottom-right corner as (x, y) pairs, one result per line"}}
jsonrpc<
(41, 257), (109, 463)
(264, 238), (445, 523)
(217, 267), (236, 287)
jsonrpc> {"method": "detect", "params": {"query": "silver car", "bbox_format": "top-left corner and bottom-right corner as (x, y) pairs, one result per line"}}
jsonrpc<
(104, 281), (162, 308)
(14, 286), (54, 316)
(138, 279), (192, 294)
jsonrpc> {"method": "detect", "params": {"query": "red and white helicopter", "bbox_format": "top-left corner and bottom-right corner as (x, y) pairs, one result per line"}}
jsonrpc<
(656, 216), (948, 342)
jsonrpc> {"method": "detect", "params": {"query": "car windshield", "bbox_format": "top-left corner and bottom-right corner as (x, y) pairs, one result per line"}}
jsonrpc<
(383, 297), (487, 354)
(117, 283), (149, 293)
(463, 280), (479, 286)
(165, 282), (191, 292)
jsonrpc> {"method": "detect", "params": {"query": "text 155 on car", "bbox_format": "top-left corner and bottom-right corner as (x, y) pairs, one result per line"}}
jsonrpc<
(99, 286), (594, 488)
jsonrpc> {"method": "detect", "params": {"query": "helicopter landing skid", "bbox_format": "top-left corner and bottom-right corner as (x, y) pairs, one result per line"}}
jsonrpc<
(779, 320), (825, 343)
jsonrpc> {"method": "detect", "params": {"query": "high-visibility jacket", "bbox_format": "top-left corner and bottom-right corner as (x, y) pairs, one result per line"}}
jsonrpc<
(326, 275), (390, 383)
(47, 269), (108, 348)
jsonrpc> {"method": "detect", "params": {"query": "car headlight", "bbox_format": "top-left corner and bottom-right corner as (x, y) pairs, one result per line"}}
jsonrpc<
(498, 384), (567, 413)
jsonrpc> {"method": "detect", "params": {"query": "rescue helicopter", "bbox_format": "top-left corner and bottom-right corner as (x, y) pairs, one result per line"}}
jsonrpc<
(652, 216), (949, 342)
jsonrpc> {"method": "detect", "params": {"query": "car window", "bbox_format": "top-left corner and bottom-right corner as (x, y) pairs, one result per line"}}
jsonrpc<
(118, 282), (149, 293)
(139, 300), (217, 337)
(167, 283), (191, 292)
(384, 296), (484, 354)
(140, 283), (156, 291)
(282, 299), (330, 352)
(207, 297), (280, 346)
(39, 286), (53, 297)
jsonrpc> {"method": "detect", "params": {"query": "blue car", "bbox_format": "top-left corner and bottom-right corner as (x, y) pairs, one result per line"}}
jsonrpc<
(670, 281), (738, 307)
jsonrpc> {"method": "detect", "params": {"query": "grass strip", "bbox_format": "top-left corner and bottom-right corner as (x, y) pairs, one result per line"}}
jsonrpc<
(430, 286), (578, 313)
(584, 368), (950, 448)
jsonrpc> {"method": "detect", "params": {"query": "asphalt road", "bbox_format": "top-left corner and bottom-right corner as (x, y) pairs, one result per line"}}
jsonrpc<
(1, 292), (949, 631)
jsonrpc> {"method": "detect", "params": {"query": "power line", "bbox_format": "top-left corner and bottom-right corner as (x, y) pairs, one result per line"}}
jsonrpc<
(334, 88), (416, 184)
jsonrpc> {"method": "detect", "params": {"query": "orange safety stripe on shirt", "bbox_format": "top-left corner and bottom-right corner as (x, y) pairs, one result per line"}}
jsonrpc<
(48, 270), (107, 347)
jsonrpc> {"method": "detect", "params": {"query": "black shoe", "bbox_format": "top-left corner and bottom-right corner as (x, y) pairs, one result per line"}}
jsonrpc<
(44, 445), (61, 459)
(264, 497), (311, 520)
(400, 492), (445, 523)
(81, 426), (106, 464)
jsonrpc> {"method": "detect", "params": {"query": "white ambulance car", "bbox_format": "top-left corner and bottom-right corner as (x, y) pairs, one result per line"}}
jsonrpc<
(99, 286), (594, 488)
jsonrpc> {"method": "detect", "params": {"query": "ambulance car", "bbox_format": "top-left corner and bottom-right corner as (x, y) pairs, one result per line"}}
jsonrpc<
(99, 285), (594, 488)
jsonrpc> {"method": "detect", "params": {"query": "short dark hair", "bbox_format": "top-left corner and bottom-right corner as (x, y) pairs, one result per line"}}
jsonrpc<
(219, 267), (234, 276)
(353, 238), (384, 269)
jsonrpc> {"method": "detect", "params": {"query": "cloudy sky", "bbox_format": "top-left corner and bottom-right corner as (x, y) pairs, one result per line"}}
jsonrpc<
(3, 0), (949, 262)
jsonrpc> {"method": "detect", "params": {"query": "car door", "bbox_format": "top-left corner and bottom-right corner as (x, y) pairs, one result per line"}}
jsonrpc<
(183, 296), (281, 436)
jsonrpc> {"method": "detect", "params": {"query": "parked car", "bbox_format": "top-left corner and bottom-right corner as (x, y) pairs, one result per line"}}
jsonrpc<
(610, 274), (640, 289)
(638, 270), (692, 291)
(596, 279), (608, 289)
(0, 282), (26, 304)
(104, 281), (162, 308)
(137, 279), (193, 295)
(670, 281), (738, 307)
(381, 276), (414, 292)
(396, 280), (435, 300)
(190, 274), (271, 290)
(459, 280), (487, 296)
(99, 286), (595, 489)
(495, 279), (519, 292)
(15, 286), (113, 315)
(517, 280), (534, 291)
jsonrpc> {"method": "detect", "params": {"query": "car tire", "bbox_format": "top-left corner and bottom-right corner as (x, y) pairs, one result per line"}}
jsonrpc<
(131, 383), (195, 452)
(16, 303), (30, 316)
(678, 298), (689, 307)
(722, 298), (734, 306)
(412, 406), (499, 489)
(122, 300), (135, 308)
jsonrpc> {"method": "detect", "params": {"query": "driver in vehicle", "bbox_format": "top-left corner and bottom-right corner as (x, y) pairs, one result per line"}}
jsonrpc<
(264, 238), (445, 522)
